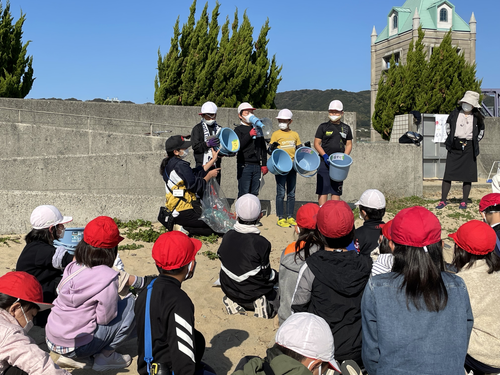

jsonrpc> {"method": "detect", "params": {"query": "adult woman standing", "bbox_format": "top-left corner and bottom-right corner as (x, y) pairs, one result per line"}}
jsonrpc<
(437, 91), (485, 210)
(361, 206), (473, 374)
(449, 220), (500, 375)
(160, 135), (219, 236)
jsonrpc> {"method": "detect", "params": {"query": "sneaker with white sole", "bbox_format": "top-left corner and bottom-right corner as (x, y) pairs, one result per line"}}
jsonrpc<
(92, 352), (132, 371)
(253, 295), (269, 319)
(340, 360), (362, 375)
(222, 295), (247, 315)
(56, 355), (92, 369)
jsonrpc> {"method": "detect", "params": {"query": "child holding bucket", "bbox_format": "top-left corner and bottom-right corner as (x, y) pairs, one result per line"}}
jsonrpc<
(313, 100), (353, 205)
(268, 109), (304, 228)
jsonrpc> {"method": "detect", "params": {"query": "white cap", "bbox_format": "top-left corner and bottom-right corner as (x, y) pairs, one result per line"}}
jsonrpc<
(328, 100), (343, 111)
(235, 194), (261, 221)
(237, 102), (255, 114)
(30, 205), (73, 229)
(355, 189), (386, 210)
(275, 313), (341, 373)
(199, 101), (218, 115)
(276, 109), (293, 120)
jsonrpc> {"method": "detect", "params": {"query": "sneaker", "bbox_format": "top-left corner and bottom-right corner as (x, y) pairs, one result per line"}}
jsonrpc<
(253, 295), (269, 319)
(222, 296), (247, 315)
(436, 201), (447, 209)
(277, 218), (290, 228)
(340, 360), (362, 375)
(56, 355), (92, 369)
(286, 217), (297, 226)
(173, 224), (189, 235)
(92, 352), (132, 371)
(256, 222), (263, 227)
(459, 202), (467, 209)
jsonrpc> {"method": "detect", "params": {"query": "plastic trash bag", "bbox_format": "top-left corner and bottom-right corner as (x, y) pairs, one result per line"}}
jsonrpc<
(200, 179), (236, 233)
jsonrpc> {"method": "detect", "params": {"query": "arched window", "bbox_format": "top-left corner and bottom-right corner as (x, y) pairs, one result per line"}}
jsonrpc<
(393, 14), (398, 29)
(440, 8), (448, 22)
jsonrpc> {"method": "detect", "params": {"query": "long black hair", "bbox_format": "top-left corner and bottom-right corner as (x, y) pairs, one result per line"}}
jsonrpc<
(159, 151), (176, 176)
(452, 246), (500, 274)
(25, 227), (57, 245)
(74, 240), (117, 268)
(294, 228), (323, 263)
(392, 241), (448, 312)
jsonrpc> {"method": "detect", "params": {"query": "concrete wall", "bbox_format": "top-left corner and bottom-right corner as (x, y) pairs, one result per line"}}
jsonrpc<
(0, 98), (424, 234)
(478, 117), (500, 179)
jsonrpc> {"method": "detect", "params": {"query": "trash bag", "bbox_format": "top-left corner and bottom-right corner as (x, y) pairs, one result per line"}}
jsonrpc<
(399, 131), (423, 146)
(200, 179), (236, 233)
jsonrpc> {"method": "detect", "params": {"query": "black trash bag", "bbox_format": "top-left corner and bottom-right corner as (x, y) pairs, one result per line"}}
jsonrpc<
(399, 131), (423, 146)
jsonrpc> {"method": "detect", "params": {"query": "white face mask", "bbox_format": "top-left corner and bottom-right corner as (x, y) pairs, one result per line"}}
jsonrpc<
(185, 261), (195, 280)
(179, 149), (189, 159)
(20, 305), (34, 333)
(329, 114), (341, 122)
(203, 118), (216, 126)
(278, 122), (289, 130)
(462, 103), (473, 113)
(243, 114), (253, 123)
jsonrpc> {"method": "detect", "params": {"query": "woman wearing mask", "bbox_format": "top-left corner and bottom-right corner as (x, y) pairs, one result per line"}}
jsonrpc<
(436, 91), (485, 210)
(16, 205), (74, 327)
(160, 135), (220, 236)
(0, 271), (68, 375)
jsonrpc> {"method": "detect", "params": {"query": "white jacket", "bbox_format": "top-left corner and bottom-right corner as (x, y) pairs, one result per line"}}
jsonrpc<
(0, 309), (68, 375)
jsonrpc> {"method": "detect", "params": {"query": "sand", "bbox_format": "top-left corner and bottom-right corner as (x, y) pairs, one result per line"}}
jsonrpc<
(1, 185), (491, 375)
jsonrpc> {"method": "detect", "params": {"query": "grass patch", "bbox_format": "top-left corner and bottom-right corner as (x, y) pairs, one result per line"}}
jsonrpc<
(194, 233), (220, 244)
(385, 196), (439, 215)
(0, 237), (21, 247)
(114, 218), (152, 231)
(126, 227), (166, 242)
(202, 250), (218, 260)
(446, 211), (475, 221)
(118, 243), (145, 251)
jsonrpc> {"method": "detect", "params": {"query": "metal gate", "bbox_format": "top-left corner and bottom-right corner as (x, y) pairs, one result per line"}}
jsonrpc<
(421, 114), (448, 179)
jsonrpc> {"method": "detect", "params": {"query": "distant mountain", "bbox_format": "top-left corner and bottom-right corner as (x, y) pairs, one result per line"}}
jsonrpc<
(275, 89), (371, 130)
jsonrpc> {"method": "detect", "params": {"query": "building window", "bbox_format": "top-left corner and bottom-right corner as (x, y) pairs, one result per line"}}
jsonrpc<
(439, 8), (448, 22)
(383, 52), (400, 70)
(393, 14), (398, 29)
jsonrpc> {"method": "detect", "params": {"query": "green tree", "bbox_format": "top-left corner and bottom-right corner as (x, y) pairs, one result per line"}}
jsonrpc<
(154, 1), (282, 108)
(0, 1), (34, 98)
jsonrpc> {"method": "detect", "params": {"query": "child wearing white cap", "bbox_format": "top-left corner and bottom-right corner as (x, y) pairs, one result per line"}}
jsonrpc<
(217, 194), (278, 318)
(354, 189), (386, 256)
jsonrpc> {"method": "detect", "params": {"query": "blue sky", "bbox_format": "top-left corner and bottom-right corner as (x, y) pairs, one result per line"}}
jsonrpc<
(6, 0), (499, 103)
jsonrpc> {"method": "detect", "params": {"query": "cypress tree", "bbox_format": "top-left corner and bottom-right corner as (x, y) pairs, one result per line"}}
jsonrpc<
(0, 1), (34, 98)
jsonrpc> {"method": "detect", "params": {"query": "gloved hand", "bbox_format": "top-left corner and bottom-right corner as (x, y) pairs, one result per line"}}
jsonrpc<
(261, 166), (269, 175)
(304, 141), (311, 148)
(206, 135), (220, 148)
(249, 128), (257, 137)
(322, 154), (330, 165)
(268, 142), (279, 155)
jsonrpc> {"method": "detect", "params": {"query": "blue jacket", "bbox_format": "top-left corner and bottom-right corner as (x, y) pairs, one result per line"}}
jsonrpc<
(361, 272), (473, 375)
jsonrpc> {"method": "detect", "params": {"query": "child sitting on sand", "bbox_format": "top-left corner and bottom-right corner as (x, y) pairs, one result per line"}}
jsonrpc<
(370, 219), (394, 277)
(354, 189), (386, 256)
(218, 194), (279, 318)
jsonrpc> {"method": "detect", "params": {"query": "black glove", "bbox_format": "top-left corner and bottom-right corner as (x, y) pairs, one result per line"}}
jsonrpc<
(304, 141), (311, 148)
(267, 142), (280, 155)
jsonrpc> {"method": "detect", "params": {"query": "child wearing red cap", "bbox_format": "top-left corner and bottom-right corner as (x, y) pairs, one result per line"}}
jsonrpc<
(278, 203), (322, 324)
(135, 232), (215, 375)
(0, 271), (69, 375)
(45, 216), (135, 371)
(449, 220), (500, 375)
(479, 193), (500, 257)
(362, 206), (473, 375)
(291, 200), (371, 366)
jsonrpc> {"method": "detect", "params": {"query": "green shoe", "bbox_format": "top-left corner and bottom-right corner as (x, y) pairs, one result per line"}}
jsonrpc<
(287, 217), (297, 226)
(277, 218), (291, 228)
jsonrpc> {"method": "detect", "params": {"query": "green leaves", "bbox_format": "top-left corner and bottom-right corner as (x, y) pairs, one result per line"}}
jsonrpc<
(154, 0), (282, 109)
(0, 1), (34, 98)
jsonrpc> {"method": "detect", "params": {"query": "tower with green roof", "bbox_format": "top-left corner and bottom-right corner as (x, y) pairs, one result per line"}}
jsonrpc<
(370, 0), (476, 141)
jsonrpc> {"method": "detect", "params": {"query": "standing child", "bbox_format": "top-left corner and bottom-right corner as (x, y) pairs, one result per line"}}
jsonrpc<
(135, 232), (214, 375)
(45, 216), (135, 371)
(278, 203), (321, 324)
(268, 109), (302, 227)
(0, 271), (69, 375)
(354, 189), (386, 257)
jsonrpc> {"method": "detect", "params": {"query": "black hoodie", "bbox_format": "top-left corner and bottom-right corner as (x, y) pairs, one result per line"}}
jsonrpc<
(291, 249), (372, 362)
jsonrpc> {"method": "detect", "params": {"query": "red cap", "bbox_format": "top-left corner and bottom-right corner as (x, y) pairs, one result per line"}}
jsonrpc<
(317, 200), (354, 238)
(152, 232), (202, 270)
(84, 216), (124, 249)
(448, 220), (497, 255)
(391, 206), (441, 247)
(479, 193), (500, 212)
(296, 203), (320, 230)
(381, 219), (393, 241)
(0, 272), (53, 311)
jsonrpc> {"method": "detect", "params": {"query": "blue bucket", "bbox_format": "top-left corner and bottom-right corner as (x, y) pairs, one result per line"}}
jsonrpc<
(329, 153), (353, 182)
(294, 147), (320, 178)
(217, 128), (240, 156)
(267, 149), (293, 175)
(53, 227), (84, 255)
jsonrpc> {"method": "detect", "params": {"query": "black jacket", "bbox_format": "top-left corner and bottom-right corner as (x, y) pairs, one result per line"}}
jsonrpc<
(191, 121), (222, 168)
(135, 275), (203, 375)
(218, 230), (276, 304)
(234, 124), (267, 166)
(445, 107), (485, 158)
(16, 241), (73, 303)
(355, 219), (385, 256)
(291, 249), (372, 362)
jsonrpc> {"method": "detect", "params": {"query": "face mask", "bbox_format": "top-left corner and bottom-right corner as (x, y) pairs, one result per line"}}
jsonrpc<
(57, 227), (65, 240)
(203, 118), (216, 126)
(243, 114), (253, 123)
(329, 114), (341, 122)
(185, 261), (194, 280)
(179, 149), (189, 159)
(296, 226), (301, 235)
(462, 103), (473, 112)
(20, 305), (34, 333)
(278, 122), (289, 130)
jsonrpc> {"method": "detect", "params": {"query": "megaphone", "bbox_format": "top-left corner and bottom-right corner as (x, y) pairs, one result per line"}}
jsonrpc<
(215, 127), (240, 156)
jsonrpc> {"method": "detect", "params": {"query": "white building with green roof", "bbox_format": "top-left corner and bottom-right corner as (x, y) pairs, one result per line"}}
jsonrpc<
(370, 0), (476, 141)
